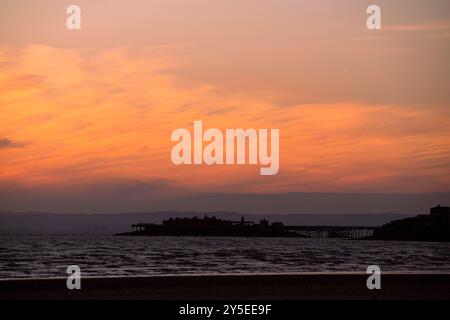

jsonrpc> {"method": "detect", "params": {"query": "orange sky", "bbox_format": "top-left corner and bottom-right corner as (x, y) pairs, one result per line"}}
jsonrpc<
(0, 0), (449, 212)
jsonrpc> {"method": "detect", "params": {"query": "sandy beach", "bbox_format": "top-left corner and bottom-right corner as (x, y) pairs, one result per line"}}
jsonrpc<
(1, 273), (449, 300)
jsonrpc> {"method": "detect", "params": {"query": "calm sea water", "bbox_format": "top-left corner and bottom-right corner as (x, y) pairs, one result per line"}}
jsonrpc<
(0, 235), (449, 279)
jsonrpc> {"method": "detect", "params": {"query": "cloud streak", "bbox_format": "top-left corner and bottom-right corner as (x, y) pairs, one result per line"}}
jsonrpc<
(0, 45), (449, 202)
(0, 138), (26, 149)
(384, 21), (450, 32)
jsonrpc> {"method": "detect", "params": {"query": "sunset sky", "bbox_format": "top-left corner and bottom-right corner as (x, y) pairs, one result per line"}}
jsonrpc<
(1, 0), (449, 212)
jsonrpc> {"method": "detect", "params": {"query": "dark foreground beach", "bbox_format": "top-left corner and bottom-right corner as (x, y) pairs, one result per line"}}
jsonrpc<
(1, 273), (449, 300)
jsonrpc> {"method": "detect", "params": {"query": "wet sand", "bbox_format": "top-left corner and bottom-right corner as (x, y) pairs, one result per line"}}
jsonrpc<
(1, 273), (449, 300)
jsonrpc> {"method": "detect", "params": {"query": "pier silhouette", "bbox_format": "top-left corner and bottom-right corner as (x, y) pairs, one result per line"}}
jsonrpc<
(117, 215), (375, 239)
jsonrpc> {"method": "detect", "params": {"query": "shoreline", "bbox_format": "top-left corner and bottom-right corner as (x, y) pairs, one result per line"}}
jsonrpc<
(2, 270), (450, 281)
(1, 273), (450, 300)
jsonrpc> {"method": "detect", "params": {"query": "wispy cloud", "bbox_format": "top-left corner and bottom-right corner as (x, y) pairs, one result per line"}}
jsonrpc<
(0, 138), (26, 149)
(0, 45), (449, 195)
(384, 21), (450, 32)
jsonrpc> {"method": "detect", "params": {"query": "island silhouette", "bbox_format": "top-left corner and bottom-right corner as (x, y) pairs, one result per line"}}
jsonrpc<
(115, 206), (450, 241)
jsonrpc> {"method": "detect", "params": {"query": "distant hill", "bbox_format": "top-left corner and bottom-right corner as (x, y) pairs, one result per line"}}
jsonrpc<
(0, 211), (414, 235)
(2, 191), (448, 215)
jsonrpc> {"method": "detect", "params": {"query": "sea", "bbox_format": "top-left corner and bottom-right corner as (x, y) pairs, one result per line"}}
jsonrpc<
(0, 235), (449, 279)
